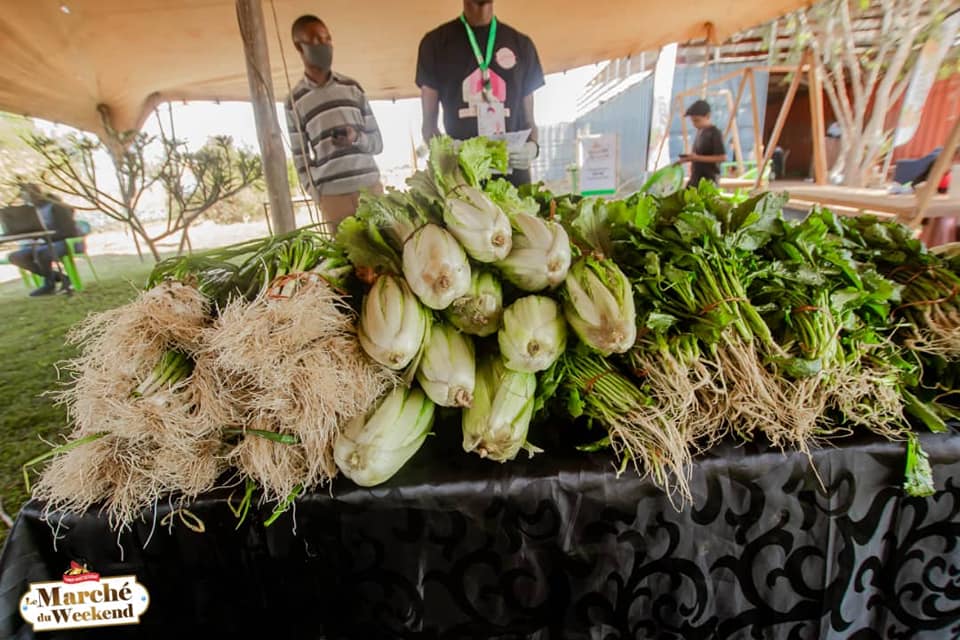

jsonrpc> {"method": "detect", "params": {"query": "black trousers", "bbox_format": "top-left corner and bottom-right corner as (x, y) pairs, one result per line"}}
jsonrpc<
(7, 240), (70, 278)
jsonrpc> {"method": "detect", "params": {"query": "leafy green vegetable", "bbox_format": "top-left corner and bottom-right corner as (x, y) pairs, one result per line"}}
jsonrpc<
(904, 433), (935, 497)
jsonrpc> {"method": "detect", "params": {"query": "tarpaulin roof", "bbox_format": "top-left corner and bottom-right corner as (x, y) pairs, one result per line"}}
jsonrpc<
(0, 0), (812, 137)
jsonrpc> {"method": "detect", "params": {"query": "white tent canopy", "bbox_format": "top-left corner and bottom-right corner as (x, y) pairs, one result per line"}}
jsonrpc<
(0, 0), (811, 137)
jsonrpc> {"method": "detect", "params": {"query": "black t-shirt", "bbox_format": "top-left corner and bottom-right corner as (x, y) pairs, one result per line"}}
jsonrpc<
(689, 125), (726, 187)
(416, 18), (545, 140)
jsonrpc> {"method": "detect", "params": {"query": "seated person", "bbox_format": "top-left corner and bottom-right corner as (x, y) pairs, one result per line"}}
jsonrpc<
(893, 147), (942, 189)
(7, 184), (80, 297)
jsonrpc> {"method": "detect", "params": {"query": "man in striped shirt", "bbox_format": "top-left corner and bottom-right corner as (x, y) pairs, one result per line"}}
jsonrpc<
(285, 15), (383, 230)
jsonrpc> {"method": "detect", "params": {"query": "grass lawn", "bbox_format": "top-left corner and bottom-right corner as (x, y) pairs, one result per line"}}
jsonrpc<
(0, 254), (155, 546)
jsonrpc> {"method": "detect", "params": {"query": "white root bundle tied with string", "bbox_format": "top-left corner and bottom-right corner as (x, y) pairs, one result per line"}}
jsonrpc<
(34, 282), (224, 530)
(201, 273), (396, 504)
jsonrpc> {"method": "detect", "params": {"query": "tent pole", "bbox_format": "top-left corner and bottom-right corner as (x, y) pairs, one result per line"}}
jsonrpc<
(236, 0), (295, 235)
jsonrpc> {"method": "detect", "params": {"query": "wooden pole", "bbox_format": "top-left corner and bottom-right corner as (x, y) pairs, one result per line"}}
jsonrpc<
(755, 53), (807, 190)
(908, 115), (960, 228)
(747, 69), (763, 165)
(724, 71), (748, 140)
(680, 96), (690, 155)
(654, 98), (679, 168)
(807, 58), (828, 185)
(724, 91), (744, 173)
(236, 0), (295, 235)
(674, 68), (749, 102)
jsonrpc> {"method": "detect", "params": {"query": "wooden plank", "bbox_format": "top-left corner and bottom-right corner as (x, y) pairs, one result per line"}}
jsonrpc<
(807, 60), (828, 185)
(724, 90), (745, 172)
(680, 96), (690, 155)
(747, 69), (763, 164)
(782, 182), (960, 220)
(653, 96), (681, 167)
(673, 68), (747, 100)
(724, 71), (748, 140)
(909, 115), (960, 227)
(757, 65), (812, 73)
(754, 53), (806, 190)
(236, 0), (295, 235)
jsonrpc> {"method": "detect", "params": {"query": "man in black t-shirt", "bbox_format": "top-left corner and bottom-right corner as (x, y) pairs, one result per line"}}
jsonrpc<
(416, 0), (546, 186)
(679, 100), (727, 188)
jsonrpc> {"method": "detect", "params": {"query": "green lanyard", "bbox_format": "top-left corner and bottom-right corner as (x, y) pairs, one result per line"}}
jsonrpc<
(460, 13), (498, 94)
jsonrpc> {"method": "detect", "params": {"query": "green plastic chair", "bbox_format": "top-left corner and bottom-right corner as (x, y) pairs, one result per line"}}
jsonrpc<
(62, 221), (99, 291)
(17, 220), (99, 291)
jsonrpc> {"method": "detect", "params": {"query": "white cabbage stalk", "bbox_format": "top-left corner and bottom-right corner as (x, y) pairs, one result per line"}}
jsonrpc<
(445, 270), (503, 337)
(563, 258), (637, 356)
(358, 275), (429, 370)
(443, 186), (513, 263)
(403, 223), (471, 310)
(498, 296), (567, 373)
(462, 357), (539, 462)
(496, 213), (571, 292)
(417, 323), (476, 407)
(334, 385), (435, 487)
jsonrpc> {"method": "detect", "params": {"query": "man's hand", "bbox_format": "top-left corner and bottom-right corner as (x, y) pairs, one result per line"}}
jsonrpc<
(331, 125), (359, 149)
(508, 141), (538, 171)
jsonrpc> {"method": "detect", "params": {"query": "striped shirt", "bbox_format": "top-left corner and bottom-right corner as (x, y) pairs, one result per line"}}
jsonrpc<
(285, 72), (383, 197)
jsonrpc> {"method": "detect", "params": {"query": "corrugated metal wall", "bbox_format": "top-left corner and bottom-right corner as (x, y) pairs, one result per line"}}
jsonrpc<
(576, 79), (655, 192)
(534, 62), (769, 191)
(533, 122), (577, 188)
(892, 74), (960, 162)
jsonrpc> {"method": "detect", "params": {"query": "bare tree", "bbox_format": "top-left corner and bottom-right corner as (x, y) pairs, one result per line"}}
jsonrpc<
(24, 126), (262, 261)
(794, 0), (956, 186)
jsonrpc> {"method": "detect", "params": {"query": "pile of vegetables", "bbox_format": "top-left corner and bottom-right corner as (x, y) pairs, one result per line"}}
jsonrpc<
(30, 136), (960, 532)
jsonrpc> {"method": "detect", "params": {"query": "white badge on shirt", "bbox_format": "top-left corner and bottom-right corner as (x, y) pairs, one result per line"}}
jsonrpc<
(476, 101), (507, 137)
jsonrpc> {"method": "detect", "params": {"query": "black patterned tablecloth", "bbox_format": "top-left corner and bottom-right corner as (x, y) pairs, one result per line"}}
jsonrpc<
(2, 426), (960, 639)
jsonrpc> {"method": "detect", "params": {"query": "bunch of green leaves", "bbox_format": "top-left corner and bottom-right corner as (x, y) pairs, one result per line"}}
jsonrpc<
(621, 187), (787, 354)
(336, 189), (441, 276)
(148, 226), (342, 303)
(748, 208), (904, 379)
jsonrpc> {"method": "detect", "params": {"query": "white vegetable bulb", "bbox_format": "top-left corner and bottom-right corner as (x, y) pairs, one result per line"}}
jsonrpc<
(496, 213), (572, 292)
(403, 223), (472, 310)
(358, 275), (429, 370)
(563, 258), (637, 355)
(417, 323), (476, 407)
(462, 356), (539, 462)
(445, 270), (503, 337)
(335, 385), (435, 487)
(443, 186), (513, 263)
(498, 296), (567, 373)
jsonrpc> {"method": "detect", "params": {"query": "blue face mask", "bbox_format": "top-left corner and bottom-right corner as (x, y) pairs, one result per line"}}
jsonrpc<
(302, 43), (333, 71)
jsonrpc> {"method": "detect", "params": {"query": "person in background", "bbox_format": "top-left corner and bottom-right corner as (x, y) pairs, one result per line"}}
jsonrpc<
(678, 99), (727, 188)
(7, 184), (78, 297)
(416, 0), (545, 186)
(285, 14), (384, 231)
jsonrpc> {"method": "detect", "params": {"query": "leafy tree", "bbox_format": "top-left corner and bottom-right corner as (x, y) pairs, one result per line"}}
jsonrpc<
(26, 127), (262, 261)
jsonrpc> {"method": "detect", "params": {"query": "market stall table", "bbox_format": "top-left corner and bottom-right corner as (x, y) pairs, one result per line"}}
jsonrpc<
(2, 425), (960, 639)
(781, 182), (959, 222)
